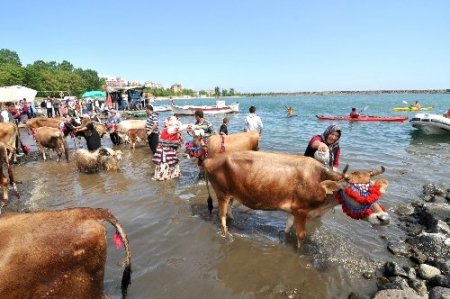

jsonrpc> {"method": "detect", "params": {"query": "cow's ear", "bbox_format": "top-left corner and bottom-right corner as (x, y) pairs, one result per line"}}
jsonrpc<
(373, 178), (389, 193)
(320, 180), (342, 194)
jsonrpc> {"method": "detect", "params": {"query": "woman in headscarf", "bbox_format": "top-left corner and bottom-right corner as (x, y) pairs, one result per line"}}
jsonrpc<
(304, 124), (341, 171)
(152, 116), (187, 180)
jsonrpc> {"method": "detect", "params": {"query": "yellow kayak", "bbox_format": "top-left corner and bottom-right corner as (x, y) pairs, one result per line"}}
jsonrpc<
(392, 106), (433, 111)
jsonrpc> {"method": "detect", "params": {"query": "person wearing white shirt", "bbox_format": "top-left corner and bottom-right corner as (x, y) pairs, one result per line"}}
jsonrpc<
(244, 106), (263, 135)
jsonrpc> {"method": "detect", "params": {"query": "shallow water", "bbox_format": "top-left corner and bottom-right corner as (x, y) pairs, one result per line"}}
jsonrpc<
(8, 93), (450, 298)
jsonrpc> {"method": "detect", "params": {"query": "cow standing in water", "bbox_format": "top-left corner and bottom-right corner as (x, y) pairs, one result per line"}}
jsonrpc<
(34, 126), (69, 162)
(0, 207), (131, 298)
(204, 151), (390, 249)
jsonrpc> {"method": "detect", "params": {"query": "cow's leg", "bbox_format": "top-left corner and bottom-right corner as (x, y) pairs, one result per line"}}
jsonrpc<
(7, 165), (19, 199)
(285, 214), (294, 234)
(218, 194), (232, 236)
(37, 143), (46, 161)
(0, 174), (8, 210)
(293, 211), (307, 249)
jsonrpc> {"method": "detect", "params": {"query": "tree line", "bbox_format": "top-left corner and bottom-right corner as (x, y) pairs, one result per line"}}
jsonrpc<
(0, 49), (104, 98)
(0, 48), (240, 99)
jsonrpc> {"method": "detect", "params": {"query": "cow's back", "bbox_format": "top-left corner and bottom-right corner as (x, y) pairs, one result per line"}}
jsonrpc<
(207, 131), (260, 158)
(0, 209), (108, 298)
(118, 120), (146, 133)
(26, 117), (62, 129)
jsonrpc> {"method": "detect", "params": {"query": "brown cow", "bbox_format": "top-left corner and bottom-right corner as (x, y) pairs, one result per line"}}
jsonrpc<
(0, 207), (131, 298)
(207, 131), (260, 158)
(204, 151), (390, 248)
(126, 128), (147, 151)
(0, 123), (20, 208)
(35, 126), (69, 162)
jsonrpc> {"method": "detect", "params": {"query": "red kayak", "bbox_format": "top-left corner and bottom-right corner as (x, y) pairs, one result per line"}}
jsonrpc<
(316, 115), (408, 122)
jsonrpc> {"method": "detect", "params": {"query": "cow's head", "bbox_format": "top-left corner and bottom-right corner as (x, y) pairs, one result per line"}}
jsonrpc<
(321, 166), (390, 225)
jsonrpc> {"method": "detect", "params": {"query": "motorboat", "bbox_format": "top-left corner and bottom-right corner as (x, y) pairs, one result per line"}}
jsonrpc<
(410, 113), (450, 135)
(171, 100), (239, 115)
(316, 115), (408, 122)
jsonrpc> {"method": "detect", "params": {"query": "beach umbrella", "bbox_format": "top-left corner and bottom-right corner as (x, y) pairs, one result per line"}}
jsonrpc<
(0, 85), (37, 102)
(81, 90), (106, 100)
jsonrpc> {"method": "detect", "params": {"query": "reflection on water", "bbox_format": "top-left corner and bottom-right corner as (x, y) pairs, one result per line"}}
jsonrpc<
(9, 94), (450, 298)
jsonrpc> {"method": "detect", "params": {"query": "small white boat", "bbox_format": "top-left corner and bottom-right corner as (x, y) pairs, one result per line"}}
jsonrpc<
(171, 100), (240, 116)
(410, 113), (450, 135)
(153, 105), (172, 113)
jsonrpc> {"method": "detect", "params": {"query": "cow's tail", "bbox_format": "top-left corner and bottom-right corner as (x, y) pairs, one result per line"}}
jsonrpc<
(204, 171), (214, 214)
(96, 208), (132, 299)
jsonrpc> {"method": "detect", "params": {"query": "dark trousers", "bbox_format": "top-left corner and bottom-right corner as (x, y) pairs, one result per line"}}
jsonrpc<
(54, 107), (60, 117)
(110, 132), (120, 145)
(147, 133), (159, 154)
(47, 108), (53, 118)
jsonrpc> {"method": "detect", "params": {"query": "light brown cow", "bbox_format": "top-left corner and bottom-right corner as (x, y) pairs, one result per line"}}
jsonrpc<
(204, 151), (390, 248)
(35, 126), (69, 162)
(207, 131), (260, 158)
(126, 128), (147, 151)
(25, 117), (65, 136)
(0, 123), (20, 208)
(0, 207), (131, 298)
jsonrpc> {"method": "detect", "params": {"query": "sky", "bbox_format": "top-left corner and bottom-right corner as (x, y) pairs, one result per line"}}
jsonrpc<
(1, 0), (450, 93)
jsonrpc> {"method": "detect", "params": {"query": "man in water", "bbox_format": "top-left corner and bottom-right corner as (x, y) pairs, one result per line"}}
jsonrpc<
(244, 106), (263, 135)
(349, 107), (360, 118)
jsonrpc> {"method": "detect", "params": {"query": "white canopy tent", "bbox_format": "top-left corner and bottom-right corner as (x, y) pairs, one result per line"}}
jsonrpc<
(0, 85), (37, 103)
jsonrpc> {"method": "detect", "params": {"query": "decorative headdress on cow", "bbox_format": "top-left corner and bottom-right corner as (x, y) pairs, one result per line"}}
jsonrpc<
(160, 116), (187, 144)
(335, 166), (387, 220)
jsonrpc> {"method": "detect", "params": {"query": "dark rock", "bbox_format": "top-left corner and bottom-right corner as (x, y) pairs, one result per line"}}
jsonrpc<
(428, 274), (450, 288)
(403, 222), (425, 237)
(429, 286), (450, 299)
(430, 257), (450, 274)
(423, 183), (445, 196)
(408, 278), (428, 297)
(373, 289), (424, 299)
(418, 203), (450, 229)
(395, 204), (415, 216)
(387, 241), (411, 257)
(410, 251), (428, 264)
(404, 266), (417, 279)
(406, 232), (450, 258)
(347, 291), (368, 299)
(384, 261), (408, 278)
(412, 200), (425, 209)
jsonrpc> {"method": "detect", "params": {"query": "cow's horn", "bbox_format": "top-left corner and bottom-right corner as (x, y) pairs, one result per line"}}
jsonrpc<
(369, 166), (385, 177)
(342, 164), (350, 179)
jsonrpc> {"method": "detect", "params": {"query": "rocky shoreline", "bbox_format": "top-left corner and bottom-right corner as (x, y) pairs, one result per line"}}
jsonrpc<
(349, 184), (450, 299)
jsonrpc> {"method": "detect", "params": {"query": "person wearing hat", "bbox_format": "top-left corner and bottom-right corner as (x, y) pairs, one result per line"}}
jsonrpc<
(75, 114), (102, 151)
(106, 109), (122, 145)
(304, 124), (341, 171)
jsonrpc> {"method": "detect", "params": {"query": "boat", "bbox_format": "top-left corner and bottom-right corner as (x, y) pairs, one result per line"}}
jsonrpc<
(171, 100), (240, 115)
(126, 105), (172, 118)
(316, 115), (408, 122)
(410, 113), (450, 135)
(393, 106), (433, 111)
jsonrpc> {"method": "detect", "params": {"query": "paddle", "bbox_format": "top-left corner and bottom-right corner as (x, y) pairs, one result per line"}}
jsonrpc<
(402, 100), (409, 105)
(359, 105), (369, 115)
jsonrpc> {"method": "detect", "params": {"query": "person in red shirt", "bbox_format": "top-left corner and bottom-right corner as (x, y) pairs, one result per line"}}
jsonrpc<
(304, 124), (341, 171)
(444, 108), (450, 118)
(349, 107), (360, 118)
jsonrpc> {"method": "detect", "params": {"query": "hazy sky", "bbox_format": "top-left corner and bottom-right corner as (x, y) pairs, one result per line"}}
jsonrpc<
(2, 0), (449, 92)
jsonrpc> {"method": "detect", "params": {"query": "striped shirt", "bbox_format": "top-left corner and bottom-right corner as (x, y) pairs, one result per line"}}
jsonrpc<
(145, 113), (159, 135)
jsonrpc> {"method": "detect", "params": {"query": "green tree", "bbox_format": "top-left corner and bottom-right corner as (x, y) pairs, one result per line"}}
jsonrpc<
(0, 49), (21, 66)
(229, 88), (235, 96)
(199, 90), (207, 96)
(0, 63), (25, 85)
(222, 89), (228, 97)
(214, 86), (220, 97)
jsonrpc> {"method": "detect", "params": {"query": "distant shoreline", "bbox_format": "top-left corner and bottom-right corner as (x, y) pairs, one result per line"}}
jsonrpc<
(240, 89), (450, 97)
